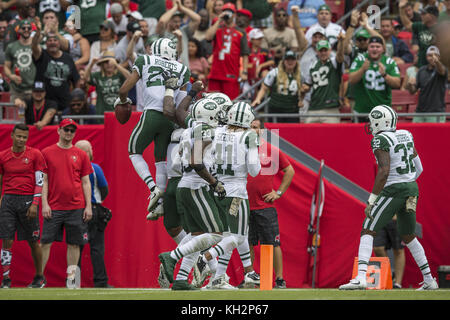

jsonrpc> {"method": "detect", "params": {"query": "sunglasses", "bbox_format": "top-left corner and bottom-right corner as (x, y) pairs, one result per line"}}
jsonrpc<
(277, 13), (287, 17)
(70, 102), (83, 107)
(21, 26), (32, 31)
(356, 38), (368, 42)
(62, 127), (76, 133)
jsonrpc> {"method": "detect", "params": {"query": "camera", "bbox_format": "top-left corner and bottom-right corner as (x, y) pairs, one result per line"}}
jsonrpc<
(223, 11), (233, 20)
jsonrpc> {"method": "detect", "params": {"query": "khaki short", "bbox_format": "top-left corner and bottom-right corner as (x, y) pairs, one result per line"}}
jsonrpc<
(303, 107), (341, 124)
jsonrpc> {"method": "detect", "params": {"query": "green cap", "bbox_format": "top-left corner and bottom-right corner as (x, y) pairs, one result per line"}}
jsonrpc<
(19, 19), (32, 27)
(355, 29), (370, 39)
(318, 4), (331, 12)
(316, 39), (330, 51)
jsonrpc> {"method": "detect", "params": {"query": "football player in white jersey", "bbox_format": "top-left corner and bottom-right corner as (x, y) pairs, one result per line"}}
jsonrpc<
(116, 38), (191, 215)
(196, 101), (261, 290)
(159, 98), (231, 290)
(340, 105), (438, 290)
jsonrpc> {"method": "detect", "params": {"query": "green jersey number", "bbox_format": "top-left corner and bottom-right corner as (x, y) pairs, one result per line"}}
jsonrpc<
(311, 66), (329, 90)
(215, 143), (235, 176)
(365, 70), (385, 91)
(394, 142), (416, 175)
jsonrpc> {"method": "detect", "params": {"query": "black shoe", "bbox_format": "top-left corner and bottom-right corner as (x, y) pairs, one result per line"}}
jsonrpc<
(94, 283), (114, 288)
(1, 278), (11, 288)
(274, 278), (286, 289)
(28, 275), (46, 288)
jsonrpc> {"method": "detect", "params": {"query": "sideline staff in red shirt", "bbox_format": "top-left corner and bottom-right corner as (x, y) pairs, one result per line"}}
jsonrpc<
(247, 119), (295, 289)
(0, 124), (47, 288)
(41, 119), (93, 287)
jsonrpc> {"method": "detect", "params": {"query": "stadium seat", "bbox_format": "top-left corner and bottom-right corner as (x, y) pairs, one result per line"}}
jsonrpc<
(398, 63), (413, 84)
(391, 90), (417, 122)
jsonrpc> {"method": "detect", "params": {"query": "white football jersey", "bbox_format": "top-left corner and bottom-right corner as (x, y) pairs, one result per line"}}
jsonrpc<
(132, 54), (191, 112)
(212, 126), (261, 198)
(167, 128), (184, 179)
(371, 129), (417, 187)
(178, 122), (215, 189)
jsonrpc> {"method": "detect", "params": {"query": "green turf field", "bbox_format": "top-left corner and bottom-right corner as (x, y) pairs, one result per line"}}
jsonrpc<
(0, 288), (449, 300)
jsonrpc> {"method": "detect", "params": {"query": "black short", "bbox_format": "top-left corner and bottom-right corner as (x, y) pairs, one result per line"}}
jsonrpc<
(41, 209), (89, 245)
(0, 194), (40, 241)
(373, 219), (404, 250)
(248, 207), (280, 247)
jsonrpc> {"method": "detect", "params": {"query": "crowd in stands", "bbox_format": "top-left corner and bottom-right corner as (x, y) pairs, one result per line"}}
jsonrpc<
(0, 0), (449, 127)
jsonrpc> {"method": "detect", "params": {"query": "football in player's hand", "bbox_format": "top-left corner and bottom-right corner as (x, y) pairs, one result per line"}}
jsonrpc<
(115, 103), (132, 124)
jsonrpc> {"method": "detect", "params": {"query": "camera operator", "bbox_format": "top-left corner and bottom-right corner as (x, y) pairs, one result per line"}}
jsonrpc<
(205, 2), (249, 99)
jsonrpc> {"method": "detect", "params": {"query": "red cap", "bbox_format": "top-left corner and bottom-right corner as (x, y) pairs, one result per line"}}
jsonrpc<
(59, 118), (78, 129)
(222, 2), (236, 12)
(237, 9), (252, 19)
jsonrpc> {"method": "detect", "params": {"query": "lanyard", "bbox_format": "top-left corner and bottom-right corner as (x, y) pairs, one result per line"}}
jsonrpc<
(33, 100), (45, 122)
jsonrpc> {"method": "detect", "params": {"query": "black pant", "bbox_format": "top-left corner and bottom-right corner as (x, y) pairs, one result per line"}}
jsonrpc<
(78, 204), (109, 287)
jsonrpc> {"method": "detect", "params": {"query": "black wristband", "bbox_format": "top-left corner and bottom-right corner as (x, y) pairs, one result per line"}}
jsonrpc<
(188, 90), (198, 98)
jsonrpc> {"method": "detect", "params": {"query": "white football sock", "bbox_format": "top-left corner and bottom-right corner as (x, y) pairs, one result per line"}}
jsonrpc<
(176, 252), (199, 281)
(173, 229), (187, 245)
(237, 238), (252, 268)
(129, 154), (155, 191)
(357, 234), (374, 280)
(406, 237), (433, 282)
(170, 233), (222, 261)
(155, 161), (168, 191)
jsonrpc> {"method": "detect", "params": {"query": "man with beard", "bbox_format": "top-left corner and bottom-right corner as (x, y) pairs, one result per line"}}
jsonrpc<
(4, 19), (36, 103)
(192, 8), (212, 56)
(32, 25), (80, 112)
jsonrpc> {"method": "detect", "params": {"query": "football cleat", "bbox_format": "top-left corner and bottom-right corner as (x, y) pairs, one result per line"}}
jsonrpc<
(172, 280), (199, 291)
(339, 277), (367, 290)
(157, 263), (170, 289)
(28, 275), (46, 288)
(416, 278), (439, 290)
(147, 186), (163, 212)
(243, 271), (260, 288)
(203, 274), (237, 290)
(158, 252), (177, 283)
(192, 255), (211, 288)
(146, 200), (164, 220)
(274, 278), (287, 289)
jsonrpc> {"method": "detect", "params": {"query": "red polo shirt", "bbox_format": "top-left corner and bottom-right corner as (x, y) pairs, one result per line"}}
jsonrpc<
(247, 141), (290, 210)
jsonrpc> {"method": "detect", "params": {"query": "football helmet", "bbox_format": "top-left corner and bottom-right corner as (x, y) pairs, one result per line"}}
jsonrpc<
(367, 105), (398, 135)
(227, 101), (255, 128)
(151, 38), (178, 61)
(190, 98), (221, 128)
(204, 92), (233, 124)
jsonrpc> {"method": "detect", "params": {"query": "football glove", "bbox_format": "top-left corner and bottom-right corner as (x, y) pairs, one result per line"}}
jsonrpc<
(210, 180), (226, 200)
(364, 204), (374, 220)
(113, 97), (132, 109)
(162, 70), (180, 90)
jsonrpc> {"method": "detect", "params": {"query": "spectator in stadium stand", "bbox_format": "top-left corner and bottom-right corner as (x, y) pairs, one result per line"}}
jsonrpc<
(85, 50), (130, 117)
(138, 19), (150, 46)
(88, 20), (117, 73)
(236, 8), (253, 47)
(77, 0), (107, 44)
(37, 1), (69, 27)
(405, 45), (448, 123)
(0, 14), (7, 64)
(3, 0), (33, 47)
(348, 36), (401, 122)
(286, 0), (326, 28)
(0, 124), (47, 289)
(439, 0), (450, 22)
(4, 19), (36, 103)
(239, 0), (275, 29)
(241, 28), (274, 100)
(32, 26), (80, 112)
(64, 19), (91, 68)
(180, 0), (197, 27)
(399, 0), (439, 68)
(62, 88), (97, 125)
(14, 81), (57, 129)
(205, 2), (249, 100)
(206, 0), (224, 22)
(192, 8), (213, 56)
(304, 4), (345, 49)
(188, 37), (209, 84)
(75, 140), (113, 288)
(380, 17), (414, 65)
(155, 0), (201, 68)
(395, 1), (422, 28)
(251, 50), (303, 123)
(247, 118), (295, 289)
(39, 8), (73, 52)
(138, 0), (166, 35)
(115, 21), (144, 67)
(40, 118), (93, 289)
(262, 6), (298, 67)
(302, 35), (345, 124)
(108, 2), (128, 39)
